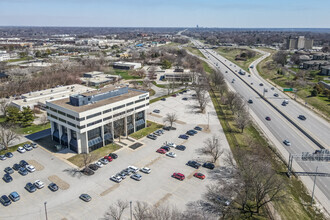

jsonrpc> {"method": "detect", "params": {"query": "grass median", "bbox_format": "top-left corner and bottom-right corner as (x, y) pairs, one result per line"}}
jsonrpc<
(0, 141), (32, 154)
(150, 88), (186, 104)
(129, 120), (163, 140)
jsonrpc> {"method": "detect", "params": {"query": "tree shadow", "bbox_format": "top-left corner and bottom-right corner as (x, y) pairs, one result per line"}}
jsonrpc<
(63, 168), (83, 178)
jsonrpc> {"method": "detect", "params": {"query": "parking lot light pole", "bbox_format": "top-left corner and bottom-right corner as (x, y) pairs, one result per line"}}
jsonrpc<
(207, 112), (210, 129)
(44, 201), (48, 220)
(130, 201), (132, 220)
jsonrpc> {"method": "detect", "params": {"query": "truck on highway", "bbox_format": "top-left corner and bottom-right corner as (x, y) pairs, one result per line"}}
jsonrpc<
(239, 69), (246, 75)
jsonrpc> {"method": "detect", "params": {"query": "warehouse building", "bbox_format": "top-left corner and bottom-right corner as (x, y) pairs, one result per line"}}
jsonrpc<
(46, 85), (149, 154)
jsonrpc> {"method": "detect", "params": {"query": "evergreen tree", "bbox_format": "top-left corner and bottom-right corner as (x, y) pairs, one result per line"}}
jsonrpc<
(20, 107), (34, 127)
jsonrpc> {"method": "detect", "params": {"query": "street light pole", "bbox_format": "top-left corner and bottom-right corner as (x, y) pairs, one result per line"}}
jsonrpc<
(311, 166), (318, 206)
(207, 112), (210, 129)
(44, 202), (48, 220)
(130, 201), (132, 220)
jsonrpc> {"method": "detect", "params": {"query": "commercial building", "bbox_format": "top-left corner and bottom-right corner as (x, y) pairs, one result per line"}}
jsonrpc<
(113, 61), (142, 70)
(286, 36), (313, 50)
(80, 71), (119, 86)
(46, 85), (149, 153)
(302, 60), (329, 70)
(320, 66), (330, 76)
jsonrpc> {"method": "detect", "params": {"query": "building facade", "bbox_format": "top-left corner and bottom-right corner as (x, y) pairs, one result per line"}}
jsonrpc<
(46, 86), (149, 154)
(286, 36), (313, 50)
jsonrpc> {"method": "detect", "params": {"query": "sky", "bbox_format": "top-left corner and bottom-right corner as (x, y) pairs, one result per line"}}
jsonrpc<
(0, 0), (329, 28)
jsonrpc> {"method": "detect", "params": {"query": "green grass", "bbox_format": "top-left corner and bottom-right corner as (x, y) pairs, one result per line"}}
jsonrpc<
(149, 89), (156, 96)
(15, 123), (51, 135)
(150, 88), (185, 104)
(202, 61), (214, 74)
(186, 47), (206, 59)
(5, 57), (32, 63)
(67, 143), (122, 168)
(152, 81), (167, 88)
(0, 141), (31, 154)
(129, 120), (163, 140)
(110, 69), (143, 80)
(0, 116), (6, 123)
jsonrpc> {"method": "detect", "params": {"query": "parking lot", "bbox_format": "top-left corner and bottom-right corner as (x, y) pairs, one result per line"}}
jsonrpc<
(0, 90), (231, 220)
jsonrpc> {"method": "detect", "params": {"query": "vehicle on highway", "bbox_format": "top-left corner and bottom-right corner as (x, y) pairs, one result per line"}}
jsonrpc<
(5, 152), (13, 158)
(4, 167), (14, 174)
(35, 180), (45, 189)
(203, 162), (215, 170)
(248, 99), (253, 104)
(265, 116), (271, 121)
(194, 126), (202, 131)
(166, 152), (177, 158)
(0, 195), (11, 206)
(161, 98), (166, 101)
(128, 166), (139, 173)
(110, 175), (122, 183)
(18, 167), (28, 176)
(175, 145), (186, 151)
(298, 115), (306, 120)
(271, 87), (275, 90)
(248, 75), (251, 77)
(88, 164), (98, 171)
(172, 173), (185, 181)
(17, 147), (26, 153)
(9, 192), (20, 202)
(99, 158), (109, 165)
(281, 101), (287, 106)
(3, 174), (13, 183)
(179, 134), (189, 139)
(259, 83), (264, 86)
(283, 140), (291, 146)
(25, 182), (37, 193)
(131, 173), (142, 181)
(80, 194), (92, 202)
(140, 167), (151, 174)
(48, 183), (59, 192)
(24, 144), (33, 151)
(232, 79), (235, 83)
(274, 93), (279, 97)
(103, 156), (113, 162)
(147, 134), (157, 140)
(161, 146), (170, 152)
(12, 163), (21, 171)
(19, 160), (29, 167)
(156, 148), (166, 154)
(26, 165), (36, 172)
(194, 173), (206, 179)
(153, 109), (160, 113)
(186, 161), (201, 169)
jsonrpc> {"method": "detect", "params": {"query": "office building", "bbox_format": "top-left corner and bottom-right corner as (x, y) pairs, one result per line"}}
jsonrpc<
(286, 36), (313, 50)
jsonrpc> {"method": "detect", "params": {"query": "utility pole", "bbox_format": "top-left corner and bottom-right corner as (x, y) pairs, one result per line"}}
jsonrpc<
(44, 202), (48, 220)
(130, 201), (132, 220)
(207, 112), (210, 129)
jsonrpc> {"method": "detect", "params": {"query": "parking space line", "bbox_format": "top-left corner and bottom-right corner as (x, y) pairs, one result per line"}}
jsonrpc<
(154, 193), (172, 207)
(100, 184), (120, 196)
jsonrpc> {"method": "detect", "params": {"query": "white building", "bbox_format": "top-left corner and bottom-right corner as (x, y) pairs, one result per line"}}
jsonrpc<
(46, 85), (149, 153)
(113, 61), (142, 70)
(0, 50), (10, 61)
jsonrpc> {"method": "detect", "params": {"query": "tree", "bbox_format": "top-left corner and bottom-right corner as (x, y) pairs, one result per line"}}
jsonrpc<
(0, 100), (10, 116)
(0, 124), (19, 150)
(195, 90), (210, 113)
(162, 59), (172, 69)
(20, 107), (34, 127)
(198, 135), (224, 163)
(226, 92), (239, 111)
(104, 200), (129, 220)
(133, 201), (150, 220)
(114, 118), (125, 142)
(290, 53), (300, 65)
(273, 51), (287, 67)
(218, 83), (228, 97)
(235, 109), (250, 133)
(40, 114), (49, 125)
(311, 89), (318, 97)
(163, 113), (178, 128)
(6, 106), (21, 124)
(143, 78), (152, 90)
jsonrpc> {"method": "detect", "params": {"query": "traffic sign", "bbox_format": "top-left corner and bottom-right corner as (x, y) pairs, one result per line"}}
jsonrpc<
(283, 88), (293, 92)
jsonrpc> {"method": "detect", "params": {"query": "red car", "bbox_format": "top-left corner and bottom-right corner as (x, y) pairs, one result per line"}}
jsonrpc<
(265, 116), (271, 121)
(156, 148), (166, 154)
(171, 94), (176, 97)
(194, 173), (205, 180)
(172, 173), (185, 181)
(104, 156), (113, 162)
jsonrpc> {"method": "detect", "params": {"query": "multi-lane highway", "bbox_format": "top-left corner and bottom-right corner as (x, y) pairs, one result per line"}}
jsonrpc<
(190, 39), (330, 212)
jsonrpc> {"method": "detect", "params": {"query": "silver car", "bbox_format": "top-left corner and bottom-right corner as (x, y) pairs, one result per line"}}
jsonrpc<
(131, 174), (142, 181)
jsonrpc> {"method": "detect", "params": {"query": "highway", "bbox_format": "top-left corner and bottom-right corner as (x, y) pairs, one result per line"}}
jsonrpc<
(190, 39), (330, 212)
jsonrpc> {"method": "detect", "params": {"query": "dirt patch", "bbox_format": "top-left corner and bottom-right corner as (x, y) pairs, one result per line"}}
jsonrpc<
(48, 175), (70, 190)
(100, 184), (120, 196)
(145, 156), (161, 167)
(27, 160), (44, 171)
(154, 193), (172, 207)
(150, 113), (163, 118)
(175, 120), (186, 125)
(197, 124), (211, 133)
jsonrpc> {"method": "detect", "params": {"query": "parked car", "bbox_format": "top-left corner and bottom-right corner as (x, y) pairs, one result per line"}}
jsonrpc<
(128, 166), (139, 173)
(18, 167), (28, 176)
(117, 172), (127, 179)
(12, 163), (21, 171)
(131, 173), (142, 181)
(282, 102), (287, 106)
(298, 115), (306, 120)
(48, 183), (59, 192)
(166, 152), (176, 158)
(188, 129), (198, 134)
(163, 126), (176, 131)
(35, 180), (45, 189)
(186, 161), (201, 169)
(4, 167), (14, 174)
(203, 162), (215, 170)
(25, 182), (37, 193)
(154, 129), (164, 136)
(19, 160), (29, 167)
(5, 152), (13, 158)
(9, 192), (20, 202)
(26, 165), (36, 172)
(110, 175), (122, 183)
(3, 174), (13, 183)
(0, 195), (11, 206)
(0, 155), (6, 160)
(175, 145), (186, 151)
(156, 148), (166, 154)
(172, 173), (185, 181)
(79, 194), (92, 202)
(140, 167), (151, 174)
(179, 134), (189, 139)
(194, 126), (202, 131)
(265, 116), (271, 121)
(161, 98), (166, 101)
(153, 109), (160, 113)
(283, 140), (291, 146)
(109, 153), (118, 159)
(166, 142), (176, 148)
(194, 173), (206, 179)
(24, 144), (33, 151)
(103, 156), (113, 162)
(171, 94), (177, 97)
(17, 147), (26, 153)
(82, 168), (95, 176)
(31, 143), (38, 148)
(147, 134), (157, 140)
(88, 164), (98, 171)
(161, 146), (171, 152)
(95, 161), (103, 168)
(99, 158), (109, 165)
(182, 97), (188, 101)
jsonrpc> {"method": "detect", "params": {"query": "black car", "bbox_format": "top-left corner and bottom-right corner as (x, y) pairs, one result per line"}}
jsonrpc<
(108, 153), (118, 159)
(48, 183), (59, 192)
(186, 130), (195, 136)
(88, 164), (98, 171)
(298, 115), (306, 120)
(163, 126), (176, 131)
(161, 146), (171, 152)
(3, 174), (13, 183)
(186, 161), (201, 169)
(12, 163), (21, 171)
(25, 182), (37, 193)
(0, 195), (11, 206)
(175, 145), (186, 151)
(194, 126), (202, 131)
(161, 98), (166, 101)
(19, 160), (29, 167)
(4, 167), (14, 174)
(82, 168), (94, 176)
(5, 152), (13, 158)
(18, 167), (28, 176)
(203, 162), (215, 170)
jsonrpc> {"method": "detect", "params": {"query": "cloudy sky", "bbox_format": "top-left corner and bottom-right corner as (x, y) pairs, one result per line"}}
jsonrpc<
(0, 0), (329, 28)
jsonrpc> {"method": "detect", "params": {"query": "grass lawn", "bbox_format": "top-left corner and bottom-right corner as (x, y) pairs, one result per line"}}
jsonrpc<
(5, 57), (32, 63)
(129, 120), (163, 140)
(186, 47), (206, 59)
(152, 81), (167, 88)
(0, 116), (6, 123)
(67, 143), (122, 168)
(109, 69), (143, 80)
(150, 88), (186, 104)
(0, 141), (32, 154)
(202, 61), (214, 74)
(15, 123), (51, 135)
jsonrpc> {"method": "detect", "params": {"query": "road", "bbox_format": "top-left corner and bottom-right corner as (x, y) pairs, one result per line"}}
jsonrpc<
(190, 39), (330, 213)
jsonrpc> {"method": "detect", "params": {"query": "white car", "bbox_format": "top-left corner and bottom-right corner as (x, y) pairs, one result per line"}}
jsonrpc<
(26, 165), (36, 172)
(166, 152), (177, 158)
(95, 161), (103, 168)
(283, 140), (291, 146)
(31, 143), (38, 148)
(128, 166), (139, 173)
(166, 142), (176, 148)
(140, 167), (151, 174)
(131, 173), (142, 181)
(35, 180), (44, 189)
(110, 175), (122, 183)
(17, 147), (26, 153)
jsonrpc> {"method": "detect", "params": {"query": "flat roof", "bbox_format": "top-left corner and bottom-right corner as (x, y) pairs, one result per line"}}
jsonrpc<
(50, 88), (147, 113)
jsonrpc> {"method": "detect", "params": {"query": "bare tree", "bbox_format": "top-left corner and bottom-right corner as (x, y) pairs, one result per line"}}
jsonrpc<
(226, 91), (239, 111)
(163, 113), (178, 128)
(81, 153), (96, 169)
(104, 200), (129, 220)
(143, 78), (152, 90)
(198, 135), (224, 163)
(232, 95), (246, 114)
(218, 83), (228, 97)
(0, 100), (10, 116)
(114, 118), (125, 142)
(235, 109), (250, 133)
(40, 114), (49, 125)
(133, 201), (150, 220)
(0, 124), (19, 151)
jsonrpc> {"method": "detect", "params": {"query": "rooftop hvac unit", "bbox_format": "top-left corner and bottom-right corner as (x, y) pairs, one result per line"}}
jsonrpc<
(71, 89), (74, 92)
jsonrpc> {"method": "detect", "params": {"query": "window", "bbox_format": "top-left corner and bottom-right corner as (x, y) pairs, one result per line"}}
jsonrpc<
(59, 118), (66, 123)
(126, 102), (134, 106)
(50, 114), (58, 120)
(135, 104), (145, 110)
(58, 111), (66, 116)
(104, 116), (112, 121)
(67, 114), (75, 120)
(113, 104), (125, 111)
(77, 117), (85, 121)
(146, 97), (149, 100)
(135, 98), (145, 104)
(77, 125), (85, 129)
(113, 111), (125, 118)
(103, 109), (112, 114)
(86, 112), (101, 119)
(127, 108), (134, 113)
(50, 107), (57, 113)
(67, 121), (76, 127)
(87, 119), (102, 127)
